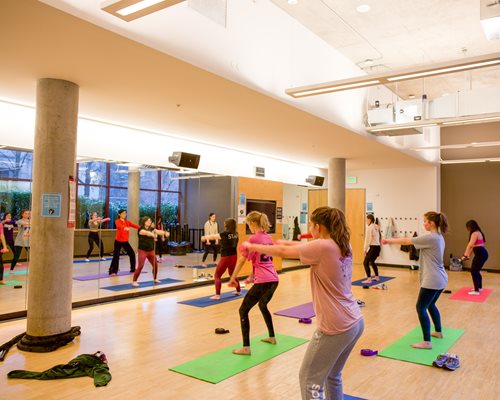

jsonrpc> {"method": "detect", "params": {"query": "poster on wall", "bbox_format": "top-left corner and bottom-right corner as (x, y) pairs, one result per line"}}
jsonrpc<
(68, 176), (76, 228)
(238, 193), (246, 224)
(41, 193), (61, 218)
(276, 207), (283, 224)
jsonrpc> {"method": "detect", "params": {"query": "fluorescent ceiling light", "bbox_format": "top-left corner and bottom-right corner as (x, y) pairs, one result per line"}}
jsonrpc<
(101, 0), (184, 22)
(441, 115), (500, 125)
(369, 123), (436, 132)
(441, 157), (500, 164)
(287, 80), (380, 98)
(411, 141), (500, 151)
(286, 52), (500, 97)
(356, 5), (371, 13)
(386, 60), (500, 81)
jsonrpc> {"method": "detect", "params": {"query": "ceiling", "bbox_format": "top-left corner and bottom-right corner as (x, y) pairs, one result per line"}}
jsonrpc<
(3, 0), (500, 168)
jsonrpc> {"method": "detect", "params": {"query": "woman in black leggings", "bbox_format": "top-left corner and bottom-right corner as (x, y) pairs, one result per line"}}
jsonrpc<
(85, 213), (110, 261)
(461, 220), (488, 296)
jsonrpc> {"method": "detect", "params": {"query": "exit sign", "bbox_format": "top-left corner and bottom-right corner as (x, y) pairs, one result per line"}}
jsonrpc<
(347, 176), (357, 184)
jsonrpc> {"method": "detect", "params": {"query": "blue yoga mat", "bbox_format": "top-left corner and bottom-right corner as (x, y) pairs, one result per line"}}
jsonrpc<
(178, 290), (248, 307)
(101, 278), (183, 291)
(73, 257), (112, 264)
(73, 271), (134, 281)
(191, 263), (217, 269)
(352, 276), (395, 287)
(344, 395), (367, 400)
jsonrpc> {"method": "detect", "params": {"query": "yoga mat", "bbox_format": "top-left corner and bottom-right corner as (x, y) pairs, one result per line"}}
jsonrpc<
(191, 263), (217, 269)
(1, 280), (24, 286)
(449, 287), (493, 303)
(170, 333), (308, 383)
(344, 395), (367, 400)
(178, 290), (248, 307)
(378, 326), (464, 366)
(73, 271), (133, 281)
(101, 278), (183, 291)
(352, 276), (395, 287)
(274, 302), (315, 319)
(73, 257), (112, 264)
(4, 270), (28, 276)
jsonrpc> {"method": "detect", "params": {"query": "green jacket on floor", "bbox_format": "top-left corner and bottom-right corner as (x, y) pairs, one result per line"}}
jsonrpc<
(8, 352), (111, 387)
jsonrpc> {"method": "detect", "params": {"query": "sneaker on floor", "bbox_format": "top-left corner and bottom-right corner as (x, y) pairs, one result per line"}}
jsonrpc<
(444, 354), (460, 371)
(468, 290), (480, 296)
(85, 259), (90, 262)
(356, 299), (366, 307)
(432, 353), (450, 368)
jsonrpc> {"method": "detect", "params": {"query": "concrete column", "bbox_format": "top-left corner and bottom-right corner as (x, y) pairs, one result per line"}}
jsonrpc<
(19, 78), (80, 352)
(328, 158), (346, 212)
(128, 168), (140, 251)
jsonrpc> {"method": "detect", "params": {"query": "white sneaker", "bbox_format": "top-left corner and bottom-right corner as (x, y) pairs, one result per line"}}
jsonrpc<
(85, 259), (90, 262)
(468, 290), (480, 296)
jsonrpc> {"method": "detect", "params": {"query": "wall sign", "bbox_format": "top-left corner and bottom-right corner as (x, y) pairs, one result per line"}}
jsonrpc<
(41, 193), (62, 218)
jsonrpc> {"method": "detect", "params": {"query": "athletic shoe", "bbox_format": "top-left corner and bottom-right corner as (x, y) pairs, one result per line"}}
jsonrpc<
(468, 291), (480, 296)
(443, 354), (460, 371)
(356, 299), (366, 307)
(432, 353), (449, 368)
(85, 259), (90, 262)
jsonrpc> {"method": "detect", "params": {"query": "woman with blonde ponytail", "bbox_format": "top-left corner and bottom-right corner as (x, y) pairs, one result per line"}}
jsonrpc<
(241, 207), (364, 400)
(382, 211), (448, 349)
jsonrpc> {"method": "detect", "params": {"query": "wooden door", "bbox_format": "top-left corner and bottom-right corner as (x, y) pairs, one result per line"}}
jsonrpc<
(308, 188), (366, 264)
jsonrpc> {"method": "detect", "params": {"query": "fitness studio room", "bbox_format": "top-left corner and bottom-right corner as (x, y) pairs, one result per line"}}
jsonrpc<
(0, 1), (499, 399)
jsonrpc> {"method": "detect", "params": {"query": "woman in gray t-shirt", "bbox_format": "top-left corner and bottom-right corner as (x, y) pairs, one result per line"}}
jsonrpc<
(382, 211), (449, 350)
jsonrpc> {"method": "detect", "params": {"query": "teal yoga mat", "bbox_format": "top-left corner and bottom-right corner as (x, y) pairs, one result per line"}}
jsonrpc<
(170, 333), (308, 383)
(378, 326), (464, 366)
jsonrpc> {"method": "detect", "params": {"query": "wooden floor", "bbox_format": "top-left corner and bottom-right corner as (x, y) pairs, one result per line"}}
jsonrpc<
(0, 265), (499, 400)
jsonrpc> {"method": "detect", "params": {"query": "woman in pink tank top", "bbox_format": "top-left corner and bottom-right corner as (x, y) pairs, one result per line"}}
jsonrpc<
(461, 220), (488, 295)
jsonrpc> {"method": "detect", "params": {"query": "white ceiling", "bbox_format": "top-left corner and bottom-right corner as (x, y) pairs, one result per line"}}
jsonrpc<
(26, 0), (500, 166)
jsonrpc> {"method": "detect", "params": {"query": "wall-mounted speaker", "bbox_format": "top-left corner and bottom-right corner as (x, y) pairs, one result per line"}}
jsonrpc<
(168, 152), (200, 169)
(306, 175), (324, 187)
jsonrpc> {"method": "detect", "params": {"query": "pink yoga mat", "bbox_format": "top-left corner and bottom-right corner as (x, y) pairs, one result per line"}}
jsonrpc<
(449, 287), (493, 303)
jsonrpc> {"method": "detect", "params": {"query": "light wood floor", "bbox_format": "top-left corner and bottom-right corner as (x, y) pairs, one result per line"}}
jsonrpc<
(0, 265), (499, 400)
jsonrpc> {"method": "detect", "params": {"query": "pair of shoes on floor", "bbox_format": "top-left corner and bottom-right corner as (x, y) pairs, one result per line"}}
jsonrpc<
(372, 283), (387, 290)
(433, 353), (460, 370)
(356, 299), (366, 307)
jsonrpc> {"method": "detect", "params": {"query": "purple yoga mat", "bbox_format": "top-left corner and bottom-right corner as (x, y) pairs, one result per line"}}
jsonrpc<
(274, 302), (315, 319)
(73, 271), (133, 281)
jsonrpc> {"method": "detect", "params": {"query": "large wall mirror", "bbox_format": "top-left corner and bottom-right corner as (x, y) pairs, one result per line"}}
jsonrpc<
(0, 148), (310, 320)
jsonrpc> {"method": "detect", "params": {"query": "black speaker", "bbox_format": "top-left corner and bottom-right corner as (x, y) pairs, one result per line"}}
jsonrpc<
(306, 175), (324, 186)
(168, 152), (200, 169)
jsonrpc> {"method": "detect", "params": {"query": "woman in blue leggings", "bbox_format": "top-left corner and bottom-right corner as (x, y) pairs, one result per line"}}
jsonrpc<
(383, 211), (448, 349)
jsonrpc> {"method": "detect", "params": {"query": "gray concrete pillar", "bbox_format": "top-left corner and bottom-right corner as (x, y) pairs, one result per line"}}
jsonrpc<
(128, 168), (140, 251)
(328, 158), (346, 212)
(19, 78), (80, 352)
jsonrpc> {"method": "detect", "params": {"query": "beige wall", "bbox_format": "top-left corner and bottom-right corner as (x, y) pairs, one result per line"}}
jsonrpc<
(441, 163), (499, 271)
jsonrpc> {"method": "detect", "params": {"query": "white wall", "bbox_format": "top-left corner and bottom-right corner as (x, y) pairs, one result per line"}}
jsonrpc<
(0, 99), (325, 186)
(282, 183), (309, 240)
(347, 166), (440, 266)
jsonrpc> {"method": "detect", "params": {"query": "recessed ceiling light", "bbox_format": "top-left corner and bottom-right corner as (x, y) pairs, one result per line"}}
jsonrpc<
(356, 4), (371, 13)
(408, 94), (416, 99)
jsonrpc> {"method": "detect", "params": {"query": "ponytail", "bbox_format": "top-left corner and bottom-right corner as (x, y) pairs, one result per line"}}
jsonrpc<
(311, 207), (351, 257)
(246, 211), (270, 232)
(424, 211), (448, 233)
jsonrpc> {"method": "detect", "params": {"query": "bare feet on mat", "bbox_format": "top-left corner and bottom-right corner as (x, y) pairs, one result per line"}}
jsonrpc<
(210, 295), (221, 300)
(232, 347), (251, 355)
(131, 281), (139, 287)
(431, 331), (443, 338)
(361, 278), (372, 284)
(411, 341), (432, 349)
(232, 291), (241, 296)
(261, 337), (277, 345)
(154, 279), (161, 283)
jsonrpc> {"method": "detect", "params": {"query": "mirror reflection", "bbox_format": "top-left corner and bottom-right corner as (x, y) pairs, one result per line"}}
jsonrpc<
(0, 148), (307, 320)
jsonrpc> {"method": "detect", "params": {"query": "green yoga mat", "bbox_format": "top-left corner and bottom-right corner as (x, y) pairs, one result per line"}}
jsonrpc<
(378, 326), (464, 366)
(1, 280), (24, 286)
(170, 333), (308, 383)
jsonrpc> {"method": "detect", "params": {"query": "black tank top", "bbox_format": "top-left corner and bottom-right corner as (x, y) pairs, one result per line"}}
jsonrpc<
(219, 231), (238, 257)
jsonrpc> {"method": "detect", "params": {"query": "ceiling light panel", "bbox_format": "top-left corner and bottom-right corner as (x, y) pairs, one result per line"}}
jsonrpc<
(101, 0), (184, 22)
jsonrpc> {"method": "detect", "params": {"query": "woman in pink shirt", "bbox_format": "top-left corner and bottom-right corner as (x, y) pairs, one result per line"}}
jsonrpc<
(242, 207), (364, 400)
(229, 211), (279, 356)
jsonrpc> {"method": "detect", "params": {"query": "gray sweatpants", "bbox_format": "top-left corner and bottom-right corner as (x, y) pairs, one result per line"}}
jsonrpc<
(299, 318), (364, 400)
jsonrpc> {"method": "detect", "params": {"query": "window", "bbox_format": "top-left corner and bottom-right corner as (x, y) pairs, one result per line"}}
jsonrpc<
(0, 149), (33, 218)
